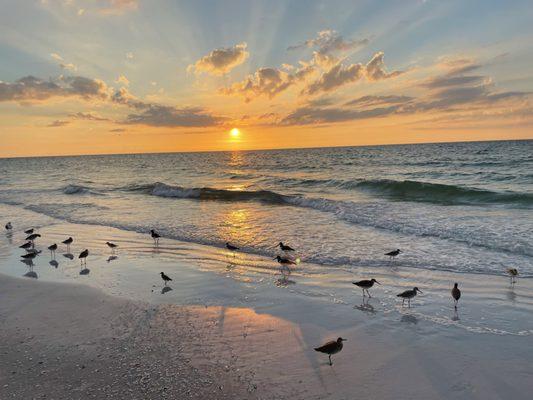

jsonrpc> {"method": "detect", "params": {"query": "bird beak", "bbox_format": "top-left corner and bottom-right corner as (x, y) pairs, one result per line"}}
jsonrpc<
(375, 280), (381, 285)
(417, 289), (423, 293)
(342, 338), (347, 341)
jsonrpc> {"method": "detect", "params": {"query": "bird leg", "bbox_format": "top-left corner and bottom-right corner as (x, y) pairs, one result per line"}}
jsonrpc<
(366, 289), (372, 298)
(362, 289), (366, 297)
(329, 355), (332, 366)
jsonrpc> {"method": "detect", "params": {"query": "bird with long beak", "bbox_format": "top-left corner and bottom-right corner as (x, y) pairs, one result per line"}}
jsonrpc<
(397, 287), (422, 307)
(451, 283), (461, 309)
(352, 278), (380, 297)
(160, 272), (172, 285)
(78, 249), (89, 265)
(314, 337), (347, 366)
(106, 241), (118, 252)
(278, 242), (295, 252)
(385, 249), (402, 260)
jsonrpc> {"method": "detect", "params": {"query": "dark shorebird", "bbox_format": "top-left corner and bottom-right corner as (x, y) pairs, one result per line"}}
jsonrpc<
(451, 283), (461, 309)
(5, 222), (12, 231)
(385, 249), (402, 260)
(397, 287), (422, 307)
(21, 252), (39, 260)
(353, 278), (380, 297)
(19, 241), (33, 250)
(78, 249), (89, 265)
(278, 242), (295, 252)
(275, 255), (297, 266)
(225, 242), (239, 257)
(62, 237), (73, 250)
(314, 337), (346, 366)
(160, 272), (172, 286)
(26, 233), (41, 243)
(507, 268), (519, 283)
(150, 229), (160, 245)
(106, 241), (118, 252)
(24, 228), (34, 235)
(48, 243), (58, 256)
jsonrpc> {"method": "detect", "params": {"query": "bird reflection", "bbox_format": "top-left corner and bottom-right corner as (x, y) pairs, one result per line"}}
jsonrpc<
(451, 308), (460, 321)
(400, 314), (418, 324)
(20, 258), (34, 267)
(63, 253), (74, 260)
(354, 298), (376, 314)
(23, 264), (38, 279)
(506, 287), (517, 303)
(161, 286), (173, 294)
(226, 262), (236, 271)
(275, 275), (296, 287)
(79, 267), (90, 275)
(49, 260), (59, 268)
(107, 255), (118, 263)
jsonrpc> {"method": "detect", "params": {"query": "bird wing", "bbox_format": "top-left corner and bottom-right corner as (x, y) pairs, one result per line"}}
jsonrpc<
(314, 341), (336, 353)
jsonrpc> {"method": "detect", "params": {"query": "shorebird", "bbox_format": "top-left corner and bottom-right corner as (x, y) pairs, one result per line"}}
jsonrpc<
(21, 252), (38, 260)
(62, 237), (73, 250)
(78, 249), (89, 265)
(451, 283), (461, 309)
(19, 241), (33, 250)
(278, 242), (295, 252)
(397, 287), (422, 307)
(150, 229), (160, 245)
(353, 278), (380, 297)
(106, 241), (118, 252)
(26, 233), (41, 243)
(48, 243), (58, 256)
(275, 255), (297, 266)
(225, 242), (239, 256)
(5, 222), (12, 230)
(507, 268), (519, 283)
(160, 271), (172, 285)
(314, 337), (346, 366)
(24, 228), (34, 235)
(385, 249), (402, 260)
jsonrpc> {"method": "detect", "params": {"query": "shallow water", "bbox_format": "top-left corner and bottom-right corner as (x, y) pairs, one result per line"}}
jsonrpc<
(0, 140), (531, 277)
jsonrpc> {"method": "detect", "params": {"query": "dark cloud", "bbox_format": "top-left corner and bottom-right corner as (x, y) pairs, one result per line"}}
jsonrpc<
(281, 105), (400, 125)
(46, 120), (70, 127)
(344, 95), (414, 107)
(188, 43), (249, 76)
(305, 62), (364, 94)
(70, 112), (110, 121)
(125, 105), (225, 127)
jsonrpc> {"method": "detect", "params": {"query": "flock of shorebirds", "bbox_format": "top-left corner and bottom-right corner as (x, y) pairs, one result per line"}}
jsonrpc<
(4, 221), (522, 366)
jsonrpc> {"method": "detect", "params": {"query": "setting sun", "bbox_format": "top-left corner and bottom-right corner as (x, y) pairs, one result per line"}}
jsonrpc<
(230, 128), (240, 138)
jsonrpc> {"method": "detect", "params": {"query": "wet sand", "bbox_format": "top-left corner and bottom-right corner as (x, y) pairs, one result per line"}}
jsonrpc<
(1, 213), (533, 399)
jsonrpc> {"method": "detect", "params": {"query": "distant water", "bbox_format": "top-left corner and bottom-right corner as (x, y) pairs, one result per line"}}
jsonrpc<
(1, 140), (532, 276)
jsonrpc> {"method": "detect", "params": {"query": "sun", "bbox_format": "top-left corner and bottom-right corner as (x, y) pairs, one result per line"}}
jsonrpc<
(230, 128), (240, 138)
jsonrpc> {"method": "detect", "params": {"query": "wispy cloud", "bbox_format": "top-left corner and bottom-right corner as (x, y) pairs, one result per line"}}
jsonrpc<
(288, 30), (369, 55)
(188, 43), (249, 76)
(46, 119), (70, 127)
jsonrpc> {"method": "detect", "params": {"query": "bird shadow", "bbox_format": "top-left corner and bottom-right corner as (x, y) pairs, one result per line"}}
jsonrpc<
(20, 259), (35, 267)
(49, 260), (59, 268)
(63, 253), (74, 260)
(107, 255), (118, 263)
(23, 270), (38, 279)
(79, 267), (90, 275)
(161, 286), (173, 294)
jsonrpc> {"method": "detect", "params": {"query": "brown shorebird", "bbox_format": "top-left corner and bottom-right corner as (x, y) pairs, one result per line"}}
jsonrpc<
(278, 242), (295, 251)
(353, 278), (380, 297)
(21, 251), (40, 259)
(5, 222), (12, 231)
(275, 255), (297, 266)
(225, 242), (239, 256)
(62, 237), (73, 251)
(160, 272), (172, 285)
(26, 233), (41, 243)
(385, 249), (402, 260)
(397, 287), (422, 307)
(106, 241), (118, 252)
(451, 283), (461, 309)
(48, 243), (58, 256)
(314, 337), (346, 365)
(79, 249), (89, 265)
(150, 229), (160, 245)
(24, 228), (34, 235)
(507, 268), (519, 283)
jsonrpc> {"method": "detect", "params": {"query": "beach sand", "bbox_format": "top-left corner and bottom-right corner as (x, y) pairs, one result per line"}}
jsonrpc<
(1, 212), (533, 399)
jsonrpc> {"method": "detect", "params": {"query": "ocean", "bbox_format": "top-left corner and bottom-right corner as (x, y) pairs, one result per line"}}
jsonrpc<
(1, 139), (532, 277)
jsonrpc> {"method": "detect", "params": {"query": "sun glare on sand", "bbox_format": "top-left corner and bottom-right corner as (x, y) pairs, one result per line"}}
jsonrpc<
(230, 128), (240, 138)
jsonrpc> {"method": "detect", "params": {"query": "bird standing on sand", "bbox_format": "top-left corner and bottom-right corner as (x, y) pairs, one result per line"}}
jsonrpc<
(385, 249), (402, 260)
(79, 249), (89, 265)
(275, 255), (297, 266)
(5, 222), (12, 231)
(160, 272), (172, 286)
(451, 283), (461, 309)
(353, 278), (380, 297)
(19, 241), (33, 250)
(24, 228), (34, 235)
(26, 233), (41, 242)
(106, 241), (118, 252)
(225, 242), (239, 257)
(48, 243), (58, 257)
(62, 237), (73, 251)
(507, 268), (519, 283)
(314, 337), (346, 366)
(397, 287), (422, 307)
(21, 252), (39, 260)
(150, 229), (160, 245)
(278, 242), (295, 252)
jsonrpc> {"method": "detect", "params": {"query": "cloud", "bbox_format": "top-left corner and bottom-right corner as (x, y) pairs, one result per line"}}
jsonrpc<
(188, 43), (249, 76)
(115, 75), (130, 86)
(220, 64), (314, 102)
(46, 119), (70, 127)
(281, 104), (400, 125)
(50, 53), (77, 71)
(125, 105), (225, 127)
(344, 95), (414, 107)
(365, 52), (403, 81)
(110, 128), (125, 132)
(288, 30), (369, 55)
(99, 0), (138, 15)
(305, 62), (364, 94)
(126, 52), (134, 60)
(70, 112), (109, 121)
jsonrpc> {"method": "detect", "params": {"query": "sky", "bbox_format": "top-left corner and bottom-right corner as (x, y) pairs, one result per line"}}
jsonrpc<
(1, 0), (532, 157)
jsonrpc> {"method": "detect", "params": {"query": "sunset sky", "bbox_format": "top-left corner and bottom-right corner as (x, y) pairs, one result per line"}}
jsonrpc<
(1, 0), (532, 157)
